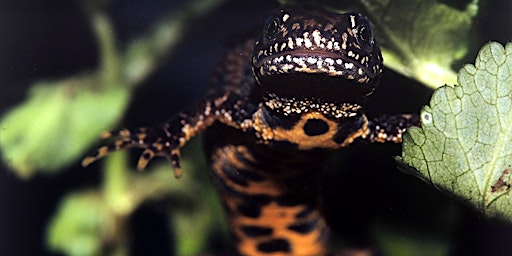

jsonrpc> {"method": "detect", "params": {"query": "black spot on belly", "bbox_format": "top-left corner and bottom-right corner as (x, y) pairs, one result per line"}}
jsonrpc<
(303, 118), (329, 136)
(216, 176), (272, 205)
(257, 238), (291, 253)
(223, 165), (249, 186)
(275, 194), (301, 206)
(237, 169), (266, 182)
(240, 225), (273, 237)
(295, 207), (314, 218)
(287, 218), (318, 234)
(237, 203), (261, 218)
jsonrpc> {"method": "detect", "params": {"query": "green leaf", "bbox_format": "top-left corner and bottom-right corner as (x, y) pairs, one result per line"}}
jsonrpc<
(280, 0), (479, 88)
(47, 191), (108, 256)
(0, 78), (130, 178)
(399, 42), (512, 220)
(358, 0), (478, 88)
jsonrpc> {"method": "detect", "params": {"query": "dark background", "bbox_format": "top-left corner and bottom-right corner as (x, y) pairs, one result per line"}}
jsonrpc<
(1, 0), (512, 255)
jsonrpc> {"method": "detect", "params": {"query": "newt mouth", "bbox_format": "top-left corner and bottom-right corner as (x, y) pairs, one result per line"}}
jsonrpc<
(253, 49), (379, 84)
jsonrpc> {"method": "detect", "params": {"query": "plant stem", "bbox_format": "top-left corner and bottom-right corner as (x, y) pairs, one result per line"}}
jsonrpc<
(103, 152), (132, 255)
(90, 11), (121, 88)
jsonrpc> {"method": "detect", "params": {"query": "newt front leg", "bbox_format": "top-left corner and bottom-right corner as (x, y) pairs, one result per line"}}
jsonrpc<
(81, 92), (252, 178)
(367, 114), (420, 144)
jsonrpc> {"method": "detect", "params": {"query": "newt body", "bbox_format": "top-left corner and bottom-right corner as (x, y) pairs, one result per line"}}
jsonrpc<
(83, 6), (419, 255)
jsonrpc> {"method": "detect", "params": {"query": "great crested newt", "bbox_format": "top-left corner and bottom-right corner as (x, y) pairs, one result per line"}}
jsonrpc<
(83, 6), (419, 256)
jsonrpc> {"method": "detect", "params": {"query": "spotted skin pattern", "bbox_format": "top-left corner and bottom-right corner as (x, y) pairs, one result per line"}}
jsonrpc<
(83, 7), (419, 255)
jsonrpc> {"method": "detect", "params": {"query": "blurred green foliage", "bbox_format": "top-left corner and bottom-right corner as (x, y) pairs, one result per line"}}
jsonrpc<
(47, 190), (110, 256)
(0, 78), (130, 178)
(375, 225), (450, 256)
(1, 0), (228, 255)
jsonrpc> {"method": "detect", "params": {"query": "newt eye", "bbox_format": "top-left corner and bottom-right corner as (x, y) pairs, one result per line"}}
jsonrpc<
(356, 19), (374, 52)
(263, 16), (281, 42)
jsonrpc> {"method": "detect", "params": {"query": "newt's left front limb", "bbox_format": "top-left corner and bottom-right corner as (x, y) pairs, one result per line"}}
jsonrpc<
(81, 122), (188, 178)
(81, 92), (252, 178)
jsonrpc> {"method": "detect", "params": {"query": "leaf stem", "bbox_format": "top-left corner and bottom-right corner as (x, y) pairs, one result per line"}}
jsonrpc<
(103, 151), (133, 215)
(90, 11), (121, 88)
(103, 151), (133, 255)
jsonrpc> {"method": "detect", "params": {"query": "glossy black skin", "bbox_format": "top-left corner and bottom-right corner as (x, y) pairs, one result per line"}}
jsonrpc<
(83, 6), (419, 255)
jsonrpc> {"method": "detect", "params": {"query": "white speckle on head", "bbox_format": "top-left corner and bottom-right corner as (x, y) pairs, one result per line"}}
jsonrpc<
(280, 43), (287, 51)
(341, 33), (348, 49)
(287, 37), (294, 49)
(282, 63), (294, 72)
(293, 57), (307, 68)
(336, 59), (343, 65)
(312, 30), (322, 47)
(304, 38), (313, 48)
(282, 13), (290, 22)
(316, 59), (323, 68)
(350, 15), (356, 28)
(358, 77), (369, 83)
(326, 41), (333, 50)
(307, 57), (317, 64)
(344, 63), (354, 69)
(295, 37), (303, 47)
(333, 41), (340, 51)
